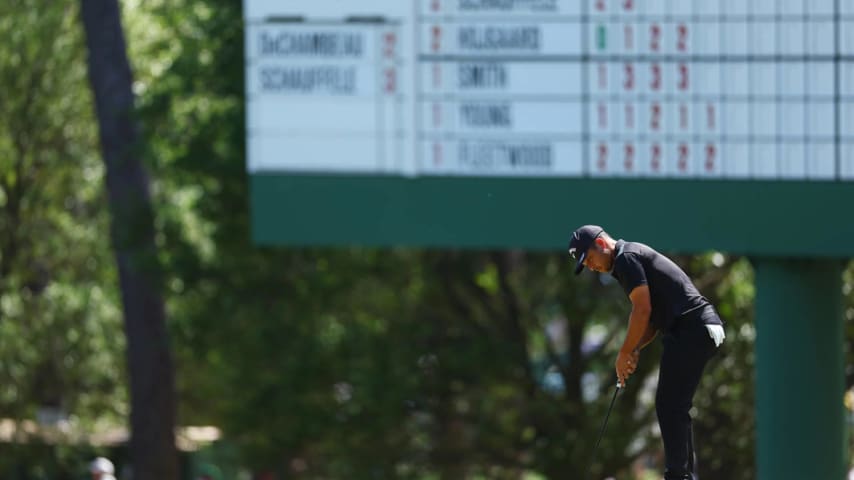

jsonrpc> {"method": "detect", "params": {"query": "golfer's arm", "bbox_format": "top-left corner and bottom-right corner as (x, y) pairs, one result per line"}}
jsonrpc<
(619, 285), (652, 354)
(635, 322), (658, 351)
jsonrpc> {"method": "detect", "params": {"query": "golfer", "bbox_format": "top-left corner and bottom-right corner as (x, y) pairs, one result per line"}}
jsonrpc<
(568, 225), (725, 480)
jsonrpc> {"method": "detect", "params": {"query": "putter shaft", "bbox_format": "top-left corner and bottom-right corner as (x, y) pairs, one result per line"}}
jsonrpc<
(586, 383), (621, 480)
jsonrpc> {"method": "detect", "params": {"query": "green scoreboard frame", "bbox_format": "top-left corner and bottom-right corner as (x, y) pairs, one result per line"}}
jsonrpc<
(251, 174), (854, 256)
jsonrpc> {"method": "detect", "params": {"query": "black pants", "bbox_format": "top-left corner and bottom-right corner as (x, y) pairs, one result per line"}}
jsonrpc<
(656, 317), (719, 480)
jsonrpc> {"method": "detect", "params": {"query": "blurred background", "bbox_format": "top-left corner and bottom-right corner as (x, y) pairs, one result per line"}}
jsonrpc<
(1, 0), (854, 479)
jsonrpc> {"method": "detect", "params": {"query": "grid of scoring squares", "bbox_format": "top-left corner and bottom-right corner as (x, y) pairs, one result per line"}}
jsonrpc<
(418, 0), (854, 180)
(587, 0), (854, 179)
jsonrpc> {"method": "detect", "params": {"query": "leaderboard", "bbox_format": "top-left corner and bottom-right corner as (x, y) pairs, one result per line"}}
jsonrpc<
(246, 21), (405, 173)
(418, 1), (586, 176)
(244, 0), (854, 181)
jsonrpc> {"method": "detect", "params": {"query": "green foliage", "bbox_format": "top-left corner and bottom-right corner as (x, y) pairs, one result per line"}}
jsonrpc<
(0, 0), (127, 475)
(845, 261), (854, 388)
(692, 257), (756, 480)
(0, 0), (126, 427)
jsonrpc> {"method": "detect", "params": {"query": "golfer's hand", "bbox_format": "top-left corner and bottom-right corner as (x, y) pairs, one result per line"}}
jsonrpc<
(615, 349), (639, 387)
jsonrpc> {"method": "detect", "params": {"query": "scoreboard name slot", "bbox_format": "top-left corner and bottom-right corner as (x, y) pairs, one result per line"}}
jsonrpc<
(460, 103), (512, 127)
(458, 26), (540, 51)
(457, 0), (560, 12)
(258, 31), (365, 58)
(459, 141), (553, 170)
(260, 66), (358, 94)
(458, 63), (508, 89)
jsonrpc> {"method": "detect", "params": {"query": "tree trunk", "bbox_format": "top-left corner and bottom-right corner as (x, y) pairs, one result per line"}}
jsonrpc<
(79, 1), (178, 479)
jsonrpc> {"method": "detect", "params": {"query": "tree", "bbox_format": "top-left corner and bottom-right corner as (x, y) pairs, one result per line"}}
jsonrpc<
(80, 1), (177, 478)
(0, 0), (127, 475)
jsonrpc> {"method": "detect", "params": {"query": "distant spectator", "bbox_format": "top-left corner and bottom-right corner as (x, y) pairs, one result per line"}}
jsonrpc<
(90, 457), (115, 480)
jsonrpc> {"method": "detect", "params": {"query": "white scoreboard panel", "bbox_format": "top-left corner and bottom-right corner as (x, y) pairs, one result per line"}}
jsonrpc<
(245, 0), (854, 180)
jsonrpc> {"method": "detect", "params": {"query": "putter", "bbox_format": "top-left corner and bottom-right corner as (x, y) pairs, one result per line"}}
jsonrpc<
(586, 381), (622, 480)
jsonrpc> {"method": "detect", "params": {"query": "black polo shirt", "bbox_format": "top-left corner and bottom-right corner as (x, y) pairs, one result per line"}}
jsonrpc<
(610, 240), (721, 332)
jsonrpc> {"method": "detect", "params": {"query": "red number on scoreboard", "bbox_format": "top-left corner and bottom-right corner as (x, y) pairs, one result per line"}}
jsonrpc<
(677, 23), (688, 52)
(431, 25), (441, 52)
(384, 69), (396, 94)
(623, 0), (633, 10)
(705, 143), (716, 172)
(597, 143), (608, 171)
(383, 32), (396, 57)
(678, 143), (689, 172)
(650, 103), (661, 131)
(624, 143), (635, 171)
(651, 143), (662, 172)
(650, 63), (661, 90)
(596, 0), (606, 12)
(431, 0), (440, 11)
(650, 24), (661, 52)
(677, 63), (689, 90)
(623, 63), (634, 90)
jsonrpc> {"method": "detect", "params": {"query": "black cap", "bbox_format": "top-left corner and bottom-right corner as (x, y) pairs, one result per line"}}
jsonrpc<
(567, 225), (604, 275)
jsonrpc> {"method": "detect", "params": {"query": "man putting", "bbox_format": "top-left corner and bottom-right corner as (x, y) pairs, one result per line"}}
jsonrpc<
(568, 225), (725, 480)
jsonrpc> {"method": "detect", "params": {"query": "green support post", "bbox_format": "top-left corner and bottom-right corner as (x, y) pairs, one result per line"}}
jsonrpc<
(753, 258), (846, 480)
